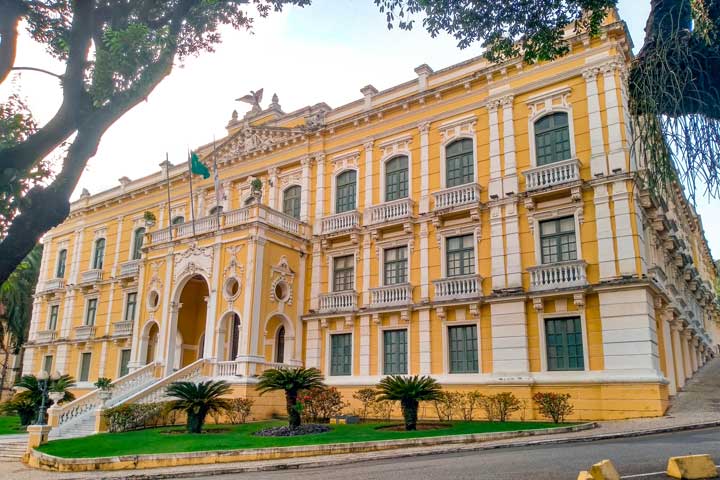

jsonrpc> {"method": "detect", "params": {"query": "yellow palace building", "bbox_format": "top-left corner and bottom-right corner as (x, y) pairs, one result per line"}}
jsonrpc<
(23, 11), (720, 434)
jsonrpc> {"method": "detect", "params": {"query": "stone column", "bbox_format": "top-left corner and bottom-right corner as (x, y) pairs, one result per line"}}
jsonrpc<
(602, 61), (626, 173)
(300, 156), (311, 222)
(583, 66), (608, 176)
(248, 236), (266, 363)
(661, 308), (677, 396)
(268, 167), (279, 210)
(690, 337), (699, 374)
(501, 96), (518, 195)
(313, 155), (326, 235)
(671, 322), (686, 389)
(418, 122), (430, 213)
(487, 100), (502, 198)
(364, 141), (373, 208)
(681, 331), (693, 381)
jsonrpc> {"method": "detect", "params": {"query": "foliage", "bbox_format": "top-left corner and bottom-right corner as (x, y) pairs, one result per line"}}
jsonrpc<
(300, 386), (347, 423)
(225, 397), (255, 424)
(433, 391), (464, 421)
(103, 402), (183, 433)
(532, 392), (574, 423)
(94, 377), (113, 390)
(478, 392), (522, 422)
(250, 178), (263, 191)
(166, 380), (231, 434)
(352, 387), (378, 421)
(1, 396), (36, 426)
(370, 399), (395, 421)
(460, 391), (485, 421)
(256, 367), (325, 428)
(143, 211), (156, 224)
(0, 0), (311, 286)
(376, 375), (442, 431)
(11, 373), (75, 425)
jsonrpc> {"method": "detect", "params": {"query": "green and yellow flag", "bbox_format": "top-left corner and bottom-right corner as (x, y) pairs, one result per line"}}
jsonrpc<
(189, 152), (210, 179)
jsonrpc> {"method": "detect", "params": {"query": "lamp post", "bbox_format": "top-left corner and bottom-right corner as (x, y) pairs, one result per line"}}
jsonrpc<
(35, 370), (49, 425)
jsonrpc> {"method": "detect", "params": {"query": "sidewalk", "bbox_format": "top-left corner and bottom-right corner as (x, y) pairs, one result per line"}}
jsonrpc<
(4, 359), (720, 480)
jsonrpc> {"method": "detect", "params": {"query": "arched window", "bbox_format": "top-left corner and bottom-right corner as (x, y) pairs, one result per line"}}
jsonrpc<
(385, 156), (409, 201)
(445, 138), (474, 187)
(209, 205), (223, 216)
(56, 249), (67, 278)
(92, 238), (105, 270)
(132, 227), (145, 260)
(534, 112), (571, 165)
(335, 170), (357, 213)
(283, 185), (301, 219)
(171, 216), (185, 225)
(275, 326), (285, 363)
(229, 314), (241, 361)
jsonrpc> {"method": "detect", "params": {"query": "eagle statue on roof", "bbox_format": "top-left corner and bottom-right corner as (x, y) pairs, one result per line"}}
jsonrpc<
(236, 88), (264, 114)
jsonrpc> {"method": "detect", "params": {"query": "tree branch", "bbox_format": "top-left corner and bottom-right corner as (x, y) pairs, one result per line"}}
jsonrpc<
(10, 66), (63, 79)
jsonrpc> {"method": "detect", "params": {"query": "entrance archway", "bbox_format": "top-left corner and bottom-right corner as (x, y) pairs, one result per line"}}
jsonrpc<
(144, 322), (159, 365)
(175, 274), (209, 369)
(217, 312), (241, 361)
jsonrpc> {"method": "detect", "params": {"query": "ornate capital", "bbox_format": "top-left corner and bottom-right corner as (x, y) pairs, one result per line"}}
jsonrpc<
(417, 121), (430, 134)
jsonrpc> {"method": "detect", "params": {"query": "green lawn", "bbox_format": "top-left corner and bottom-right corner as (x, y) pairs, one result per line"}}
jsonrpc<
(0, 416), (24, 435)
(38, 420), (565, 458)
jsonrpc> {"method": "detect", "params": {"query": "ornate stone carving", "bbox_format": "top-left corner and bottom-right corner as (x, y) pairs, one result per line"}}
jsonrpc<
(270, 256), (295, 305)
(439, 115), (477, 144)
(174, 243), (214, 282)
(330, 150), (360, 172)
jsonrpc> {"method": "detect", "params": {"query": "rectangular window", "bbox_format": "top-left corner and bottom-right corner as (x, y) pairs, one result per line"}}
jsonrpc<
(48, 305), (59, 331)
(79, 352), (92, 382)
(385, 156), (409, 201)
(383, 329), (408, 375)
(539, 217), (577, 264)
(335, 171), (357, 213)
(545, 317), (584, 371)
(330, 333), (352, 376)
(384, 246), (408, 285)
(448, 325), (479, 373)
(124, 292), (137, 322)
(333, 255), (354, 292)
(85, 298), (97, 326)
(56, 249), (67, 278)
(283, 186), (301, 219)
(446, 234), (475, 277)
(445, 139), (474, 187)
(92, 239), (105, 270)
(119, 349), (131, 377)
(43, 355), (53, 375)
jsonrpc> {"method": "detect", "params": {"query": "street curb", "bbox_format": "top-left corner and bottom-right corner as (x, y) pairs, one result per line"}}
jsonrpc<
(32, 420), (720, 480)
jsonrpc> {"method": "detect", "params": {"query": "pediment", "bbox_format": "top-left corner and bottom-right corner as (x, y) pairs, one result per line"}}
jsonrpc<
(214, 124), (307, 163)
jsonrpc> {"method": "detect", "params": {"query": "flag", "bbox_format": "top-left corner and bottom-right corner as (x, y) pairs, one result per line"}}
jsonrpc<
(189, 152), (210, 179)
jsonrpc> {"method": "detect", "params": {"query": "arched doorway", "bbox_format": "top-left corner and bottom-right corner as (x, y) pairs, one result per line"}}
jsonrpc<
(275, 326), (285, 363)
(228, 313), (241, 361)
(264, 314), (294, 365)
(175, 274), (209, 369)
(145, 323), (159, 365)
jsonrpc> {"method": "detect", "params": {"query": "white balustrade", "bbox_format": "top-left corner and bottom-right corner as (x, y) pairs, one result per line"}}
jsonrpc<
(523, 158), (581, 191)
(112, 321), (133, 336)
(36, 330), (56, 343)
(369, 283), (413, 307)
(80, 269), (103, 284)
(262, 207), (303, 235)
(321, 211), (361, 234)
(43, 278), (65, 292)
(214, 361), (239, 377)
(366, 198), (414, 225)
(119, 260), (140, 277)
(194, 216), (220, 235)
(120, 359), (207, 405)
(433, 274), (483, 300)
(223, 207), (251, 227)
(528, 260), (587, 291)
(432, 183), (481, 211)
(74, 325), (96, 340)
(149, 227), (172, 244)
(318, 291), (358, 313)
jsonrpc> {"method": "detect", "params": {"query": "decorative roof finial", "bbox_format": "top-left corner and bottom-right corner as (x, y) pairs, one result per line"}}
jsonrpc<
(236, 88), (264, 114)
(269, 93), (281, 110)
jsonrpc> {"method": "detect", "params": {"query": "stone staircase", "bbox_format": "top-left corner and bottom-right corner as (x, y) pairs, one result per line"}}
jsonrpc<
(0, 437), (28, 460)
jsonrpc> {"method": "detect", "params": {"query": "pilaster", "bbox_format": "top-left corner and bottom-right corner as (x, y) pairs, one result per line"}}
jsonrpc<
(670, 321), (686, 389)
(504, 201), (521, 288)
(359, 314), (370, 376)
(583, 67), (608, 176)
(418, 122), (430, 213)
(487, 100), (503, 198)
(418, 307), (431, 374)
(313, 155), (326, 234)
(300, 156), (311, 222)
(602, 62), (626, 173)
(364, 140), (373, 208)
(612, 180), (636, 275)
(594, 184), (617, 280)
(500, 96), (518, 195)
(490, 300), (529, 373)
(660, 307), (677, 395)
(490, 205), (506, 289)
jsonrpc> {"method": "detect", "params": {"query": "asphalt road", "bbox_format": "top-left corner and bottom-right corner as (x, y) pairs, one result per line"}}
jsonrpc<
(197, 427), (720, 480)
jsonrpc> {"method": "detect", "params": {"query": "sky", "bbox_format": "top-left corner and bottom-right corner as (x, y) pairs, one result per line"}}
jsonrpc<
(2, 1), (718, 256)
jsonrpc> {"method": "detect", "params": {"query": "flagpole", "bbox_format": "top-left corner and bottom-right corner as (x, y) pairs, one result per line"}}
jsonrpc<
(213, 136), (221, 227)
(165, 152), (173, 241)
(187, 150), (197, 237)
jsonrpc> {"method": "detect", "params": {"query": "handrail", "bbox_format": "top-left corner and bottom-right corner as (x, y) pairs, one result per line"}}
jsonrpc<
(120, 358), (207, 405)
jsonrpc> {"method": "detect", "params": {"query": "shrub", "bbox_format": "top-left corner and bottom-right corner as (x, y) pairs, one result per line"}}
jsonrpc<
(104, 402), (178, 432)
(377, 375), (442, 431)
(300, 386), (347, 423)
(353, 388), (377, 421)
(94, 377), (113, 390)
(371, 399), (394, 421)
(1, 397), (36, 426)
(533, 392), (574, 423)
(433, 391), (464, 421)
(460, 391), (485, 421)
(166, 380), (231, 434)
(257, 367), (325, 428)
(479, 392), (521, 422)
(226, 398), (255, 424)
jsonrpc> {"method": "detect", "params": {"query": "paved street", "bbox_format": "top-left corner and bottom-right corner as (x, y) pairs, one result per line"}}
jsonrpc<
(201, 427), (720, 480)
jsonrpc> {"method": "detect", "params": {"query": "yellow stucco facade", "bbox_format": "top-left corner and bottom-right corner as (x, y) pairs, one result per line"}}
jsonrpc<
(25, 12), (720, 430)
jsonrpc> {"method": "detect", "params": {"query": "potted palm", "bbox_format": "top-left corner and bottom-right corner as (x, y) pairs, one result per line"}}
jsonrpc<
(94, 377), (113, 402)
(376, 375), (442, 431)
(250, 178), (263, 200)
(256, 367), (324, 428)
(166, 380), (231, 434)
(143, 211), (156, 227)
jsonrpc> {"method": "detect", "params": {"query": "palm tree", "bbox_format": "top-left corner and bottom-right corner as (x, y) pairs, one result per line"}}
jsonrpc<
(166, 380), (231, 434)
(377, 375), (442, 431)
(12, 373), (75, 425)
(256, 367), (325, 428)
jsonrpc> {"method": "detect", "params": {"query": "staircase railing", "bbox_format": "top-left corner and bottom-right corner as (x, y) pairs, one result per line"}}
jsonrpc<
(119, 359), (208, 405)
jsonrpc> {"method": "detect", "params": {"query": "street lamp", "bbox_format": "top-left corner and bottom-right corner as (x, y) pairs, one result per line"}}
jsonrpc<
(35, 370), (60, 425)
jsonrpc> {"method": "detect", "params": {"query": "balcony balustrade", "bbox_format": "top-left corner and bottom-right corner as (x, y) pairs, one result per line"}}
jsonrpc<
(43, 278), (65, 292)
(74, 325), (96, 341)
(369, 283), (413, 308)
(432, 183), (481, 211)
(112, 321), (133, 336)
(36, 330), (56, 343)
(433, 274), (483, 300)
(523, 158), (581, 192)
(365, 198), (413, 226)
(80, 269), (103, 284)
(318, 290), (358, 313)
(321, 211), (361, 235)
(528, 260), (587, 292)
(118, 260), (140, 278)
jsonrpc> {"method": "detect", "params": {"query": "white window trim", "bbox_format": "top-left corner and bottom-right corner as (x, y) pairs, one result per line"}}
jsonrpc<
(55, 248), (68, 278)
(121, 291), (138, 323)
(281, 184), (302, 217)
(527, 87), (576, 168)
(77, 351), (92, 382)
(117, 348), (131, 377)
(328, 250), (357, 292)
(441, 317), (482, 375)
(537, 309), (590, 373)
(129, 227), (145, 261)
(438, 226), (480, 278)
(47, 302), (61, 330)
(83, 295), (99, 326)
(42, 355), (54, 374)
(377, 242), (411, 287)
(439, 126), (478, 188)
(377, 322), (411, 376)
(325, 327), (354, 377)
(90, 237), (106, 270)
(532, 208), (584, 265)
(330, 168), (360, 215)
(379, 151), (413, 203)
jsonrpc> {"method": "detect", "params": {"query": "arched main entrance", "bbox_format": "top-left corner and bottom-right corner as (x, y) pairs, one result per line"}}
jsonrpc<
(174, 274), (209, 369)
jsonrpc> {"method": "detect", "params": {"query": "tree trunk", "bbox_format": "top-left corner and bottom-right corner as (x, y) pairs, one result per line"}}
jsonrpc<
(187, 407), (207, 434)
(401, 399), (419, 431)
(287, 391), (301, 428)
(0, 343), (10, 402)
